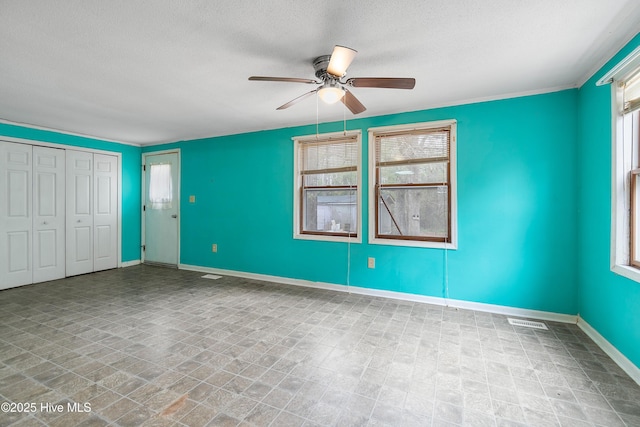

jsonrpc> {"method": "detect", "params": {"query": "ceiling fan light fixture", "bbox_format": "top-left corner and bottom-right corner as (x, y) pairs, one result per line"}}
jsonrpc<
(249, 45), (414, 114)
(318, 83), (345, 104)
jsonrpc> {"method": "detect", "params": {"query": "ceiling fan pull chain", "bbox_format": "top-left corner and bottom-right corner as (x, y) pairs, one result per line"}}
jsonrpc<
(343, 95), (347, 136)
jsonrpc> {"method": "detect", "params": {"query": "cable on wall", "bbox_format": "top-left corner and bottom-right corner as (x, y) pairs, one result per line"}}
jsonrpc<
(315, 91), (320, 139)
(345, 100), (352, 293)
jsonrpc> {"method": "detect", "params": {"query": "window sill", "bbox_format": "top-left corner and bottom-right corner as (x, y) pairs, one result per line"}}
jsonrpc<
(294, 232), (361, 244)
(369, 236), (457, 250)
(611, 263), (640, 283)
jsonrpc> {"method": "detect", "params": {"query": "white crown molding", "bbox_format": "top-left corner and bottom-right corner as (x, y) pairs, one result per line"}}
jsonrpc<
(404, 85), (578, 114)
(578, 29), (640, 88)
(0, 118), (141, 147)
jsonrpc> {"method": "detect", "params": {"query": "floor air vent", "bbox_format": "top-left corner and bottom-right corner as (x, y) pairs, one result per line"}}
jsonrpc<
(507, 318), (548, 330)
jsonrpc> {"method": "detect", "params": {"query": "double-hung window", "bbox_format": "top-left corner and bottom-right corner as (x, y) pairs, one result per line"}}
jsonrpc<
(602, 45), (640, 280)
(623, 68), (640, 267)
(369, 120), (457, 248)
(293, 131), (361, 242)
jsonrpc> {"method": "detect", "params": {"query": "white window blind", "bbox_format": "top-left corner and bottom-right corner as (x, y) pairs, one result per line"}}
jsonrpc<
(375, 128), (450, 167)
(624, 69), (640, 114)
(300, 135), (359, 175)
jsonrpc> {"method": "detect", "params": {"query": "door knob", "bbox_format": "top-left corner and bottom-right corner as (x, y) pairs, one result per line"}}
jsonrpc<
(42, 221), (48, 225)
(171, 214), (177, 218)
(77, 220), (81, 223)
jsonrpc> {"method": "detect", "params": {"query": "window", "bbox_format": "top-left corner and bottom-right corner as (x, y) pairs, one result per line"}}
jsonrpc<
(602, 45), (640, 281)
(293, 131), (361, 242)
(148, 163), (173, 209)
(629, 110), (640, 268)
(369, 120), (457, 249)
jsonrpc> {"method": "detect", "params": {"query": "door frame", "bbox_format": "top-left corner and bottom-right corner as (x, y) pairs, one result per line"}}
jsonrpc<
(141, 149), (181, 265)
(0, 136), (123, 269)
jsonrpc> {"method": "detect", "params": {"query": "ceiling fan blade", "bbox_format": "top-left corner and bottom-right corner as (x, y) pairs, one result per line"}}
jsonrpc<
(249, 76), (319, 84)
(346, 77), (416, 89)
(327, 46), (357, 77)
(341, 89), (366, 114)
(276, 89), (318, 110)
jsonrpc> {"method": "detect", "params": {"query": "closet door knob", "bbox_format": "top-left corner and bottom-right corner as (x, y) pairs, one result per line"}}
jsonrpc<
(171, 214), (177, 218)
(42, 221), (48, 225)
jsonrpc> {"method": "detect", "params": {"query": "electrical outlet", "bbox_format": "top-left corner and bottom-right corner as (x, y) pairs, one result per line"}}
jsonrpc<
(212, 243), (217, 253)
(367, 257), (375, 269)
(189, 195), (196, 203)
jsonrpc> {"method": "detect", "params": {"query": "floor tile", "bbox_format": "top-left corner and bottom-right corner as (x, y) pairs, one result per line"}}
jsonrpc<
(0, 265), (638, 426)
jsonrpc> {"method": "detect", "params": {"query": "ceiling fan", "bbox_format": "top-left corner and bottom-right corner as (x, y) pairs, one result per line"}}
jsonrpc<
(249, 45), (416, 114)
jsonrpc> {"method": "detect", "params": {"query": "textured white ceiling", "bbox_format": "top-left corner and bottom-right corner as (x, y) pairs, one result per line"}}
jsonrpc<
(1, 0), (639, 145)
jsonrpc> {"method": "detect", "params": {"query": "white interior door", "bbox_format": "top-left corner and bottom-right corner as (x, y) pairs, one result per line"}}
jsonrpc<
(0, 142), (32, 289)
(33, 146), (65, 283)
(94, 153), (118, 271)
(66, 150), (94, 276)
(144, 152), (179, 266)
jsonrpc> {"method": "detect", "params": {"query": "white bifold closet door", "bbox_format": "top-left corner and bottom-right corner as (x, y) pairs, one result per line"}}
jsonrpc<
(0, 142), (65, 290)
(33, 146), (66, 283)
(93, 154), (118, 271)
(66, 150), (117, 276)
(0, 142), (33, 289)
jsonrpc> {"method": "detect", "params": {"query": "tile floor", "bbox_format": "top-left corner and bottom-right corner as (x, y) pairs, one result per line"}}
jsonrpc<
(0, 265), (639, 427)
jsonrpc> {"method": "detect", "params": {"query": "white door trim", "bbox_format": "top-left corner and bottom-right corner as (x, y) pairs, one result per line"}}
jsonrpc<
(0, 137), (123, 268)
(141, 149), (180, 265)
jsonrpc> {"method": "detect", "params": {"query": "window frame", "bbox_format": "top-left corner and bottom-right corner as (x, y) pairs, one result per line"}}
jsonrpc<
(631, 165), (640, 268)
(368, 120), (458, 249)
(604, 45), (640, 282)
(293, 130), (362, 243)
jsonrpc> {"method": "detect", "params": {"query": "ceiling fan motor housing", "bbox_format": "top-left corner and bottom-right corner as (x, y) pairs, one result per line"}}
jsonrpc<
(313, 55), (333, 79)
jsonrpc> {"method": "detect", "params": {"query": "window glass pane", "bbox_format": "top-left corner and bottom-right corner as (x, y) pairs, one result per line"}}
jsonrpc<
(149, 164), (172, 210)
(380, 162), (447, 185)
(303, 189), (357, 233)
(378, 187), (448, 238)
(304, 171), (357, 187)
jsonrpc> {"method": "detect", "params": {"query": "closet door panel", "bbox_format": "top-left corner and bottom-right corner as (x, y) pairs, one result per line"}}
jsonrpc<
(66, 150), (94, 276)
(33, 146), (65, 283)
(93, 154), (118, 271)
(0, 142), (33, 289)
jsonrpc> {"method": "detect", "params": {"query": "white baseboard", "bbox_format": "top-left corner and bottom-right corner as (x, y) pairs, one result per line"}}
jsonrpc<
(179, 264), (640, 384)
(178, 264), (577, 324)
(577, 316), (640, 386)
(121, 260), (141, 268)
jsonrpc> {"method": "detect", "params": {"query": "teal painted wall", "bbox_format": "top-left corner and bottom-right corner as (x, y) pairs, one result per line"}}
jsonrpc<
(0, 123), (141, 262)
(3, 35), (638, 370)
(146, 90), (579, 315)
(577, 33), (640, 368)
